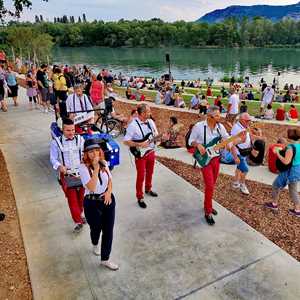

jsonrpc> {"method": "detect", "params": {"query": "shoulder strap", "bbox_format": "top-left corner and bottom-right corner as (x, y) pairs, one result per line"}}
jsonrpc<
(75, 135), (82, 160)
(135, 119), (145, 138)
(54, 136), (65, 166)
(73, 94), (76, 112)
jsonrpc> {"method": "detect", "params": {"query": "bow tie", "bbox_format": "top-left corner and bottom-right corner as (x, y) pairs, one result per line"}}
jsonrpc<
(65, 138), (75, 141)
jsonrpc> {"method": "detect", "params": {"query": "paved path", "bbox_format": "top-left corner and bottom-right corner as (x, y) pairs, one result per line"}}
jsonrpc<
(1, 88), (300, 299)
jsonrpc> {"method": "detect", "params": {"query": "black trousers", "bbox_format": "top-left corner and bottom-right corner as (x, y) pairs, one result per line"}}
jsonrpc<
(84, 194), (115, 261)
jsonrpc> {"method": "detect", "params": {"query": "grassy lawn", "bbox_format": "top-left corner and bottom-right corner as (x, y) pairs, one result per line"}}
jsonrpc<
(113, 85), (300, 118)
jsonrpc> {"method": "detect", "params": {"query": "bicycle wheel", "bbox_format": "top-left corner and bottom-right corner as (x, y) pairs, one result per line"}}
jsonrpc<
(104, 119), (122, 138)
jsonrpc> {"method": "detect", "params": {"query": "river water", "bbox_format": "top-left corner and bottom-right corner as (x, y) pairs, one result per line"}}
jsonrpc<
(53, 47), (300, 86)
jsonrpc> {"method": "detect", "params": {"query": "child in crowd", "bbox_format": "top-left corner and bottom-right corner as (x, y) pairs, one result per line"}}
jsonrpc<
(264, 104), (274, 120)
(276, 104), (285, 121)
(239, 100), (248, 113)
(287, 105), (298, 122)
(199, 95), (208, 115)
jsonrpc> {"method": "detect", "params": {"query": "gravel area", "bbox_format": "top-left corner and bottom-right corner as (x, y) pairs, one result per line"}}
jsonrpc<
(157, 156), (300, 262)
(0, 151), (33, 300)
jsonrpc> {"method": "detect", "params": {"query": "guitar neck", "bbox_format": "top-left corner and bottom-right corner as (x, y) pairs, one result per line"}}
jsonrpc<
(214, 123), (263, 150)
(214, 135), (240, 150)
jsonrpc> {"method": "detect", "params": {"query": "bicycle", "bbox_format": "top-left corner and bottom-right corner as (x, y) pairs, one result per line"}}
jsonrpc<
(95, 109), (124, 138)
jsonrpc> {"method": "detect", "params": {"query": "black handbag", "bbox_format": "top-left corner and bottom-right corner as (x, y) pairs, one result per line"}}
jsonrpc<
(237, 145), (253, 157)
(64, 176), (83, 188)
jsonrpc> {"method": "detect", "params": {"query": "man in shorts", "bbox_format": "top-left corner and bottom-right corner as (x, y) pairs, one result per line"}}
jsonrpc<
(36, 64), (50, 113)
(260, 85), (275, 116)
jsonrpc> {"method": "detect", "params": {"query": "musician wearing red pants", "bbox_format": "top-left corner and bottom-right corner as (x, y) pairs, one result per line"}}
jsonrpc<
(50, 118), (85, 233)
(124, 103), (159, 209)
(189, 106), (239, 225)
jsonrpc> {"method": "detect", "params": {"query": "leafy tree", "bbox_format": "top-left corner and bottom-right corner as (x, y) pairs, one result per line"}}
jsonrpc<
(0, 0), (48, 20)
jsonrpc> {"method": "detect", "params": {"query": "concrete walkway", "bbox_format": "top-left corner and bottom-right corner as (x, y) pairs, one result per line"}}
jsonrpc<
(1, 88), (300, 300)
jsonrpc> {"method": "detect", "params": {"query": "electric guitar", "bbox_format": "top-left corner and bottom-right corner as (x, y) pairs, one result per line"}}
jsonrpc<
(193, 123), (263, 168)
(130, 133), (162, 158)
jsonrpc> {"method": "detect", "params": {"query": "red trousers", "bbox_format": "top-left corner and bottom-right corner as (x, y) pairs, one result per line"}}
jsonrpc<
(201, 157), (220, 215)
(135, 151), (155, 200)
(60, 175), (85, 224)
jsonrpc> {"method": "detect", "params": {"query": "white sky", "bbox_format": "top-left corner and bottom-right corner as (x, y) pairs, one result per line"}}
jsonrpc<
(14, 0), (300, 22)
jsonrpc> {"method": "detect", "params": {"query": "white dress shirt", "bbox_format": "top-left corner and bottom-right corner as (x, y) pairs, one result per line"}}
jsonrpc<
(189, 121), (229, 146)
(124, 117), (158, 149)
(66, 93), (94, 116)
(50, 135), (84, 173)
(79, 163), (111, 196)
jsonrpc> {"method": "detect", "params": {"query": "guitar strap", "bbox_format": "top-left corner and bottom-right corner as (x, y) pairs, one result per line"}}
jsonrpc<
(135, 119), (153, 139)
(203, 123), (221, 145)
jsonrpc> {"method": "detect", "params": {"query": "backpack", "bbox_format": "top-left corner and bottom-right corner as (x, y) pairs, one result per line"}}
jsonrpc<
(276, 144), (296, 173)
(185, 124), (194, 150)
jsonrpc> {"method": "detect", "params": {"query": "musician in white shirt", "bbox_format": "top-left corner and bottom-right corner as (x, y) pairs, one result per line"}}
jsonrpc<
(189, 106), (239, 225)
(50, 118), (85, 233)
(123, 103), (159, 209)
(66, 84), (94, 125)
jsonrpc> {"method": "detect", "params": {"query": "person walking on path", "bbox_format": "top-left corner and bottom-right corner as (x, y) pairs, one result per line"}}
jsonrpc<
(36, 64), (50, 113)
(123, 103), (159, 209)
(265, 128), (300, 217)
(0, 67), (8, 112)
(189, 106), (240, 225)
(50, 118), (86, 233)
(6, 66), (18, 106)
(79, 138), (119, 271)
(26, 72), (38, 109)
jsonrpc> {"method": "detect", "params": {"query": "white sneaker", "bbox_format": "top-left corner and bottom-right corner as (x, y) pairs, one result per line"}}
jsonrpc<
(240, 183), (250, 195)
(44, 108), (48, 113)
(232, 181), (240, 189)
(93, 244), (101, 256)
(101, 260), (119, 271)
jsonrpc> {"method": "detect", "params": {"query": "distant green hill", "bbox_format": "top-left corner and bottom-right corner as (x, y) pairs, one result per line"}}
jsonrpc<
(198, 2), (300, 23)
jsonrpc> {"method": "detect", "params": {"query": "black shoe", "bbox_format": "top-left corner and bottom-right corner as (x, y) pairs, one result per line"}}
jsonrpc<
(0, 213), (5, 222)
(138, 200), (147, 209)
(145, 190), (158, 197)
(212, 209), (218, 216)
(73, 223), (83, 233)
(205, 214), (215, 226)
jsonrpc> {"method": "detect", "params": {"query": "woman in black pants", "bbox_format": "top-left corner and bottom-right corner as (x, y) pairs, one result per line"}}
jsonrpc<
(79, 139), (119, 271)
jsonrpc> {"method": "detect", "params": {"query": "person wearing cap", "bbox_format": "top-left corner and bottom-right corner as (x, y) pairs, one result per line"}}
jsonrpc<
(188, 106), (240, 225)
(231, 113), (254, 195)
(66, 84), (94, 126)
(79, 138), (119, 271)
(50, 118), (85, 233)
(123, 103), (159, 209)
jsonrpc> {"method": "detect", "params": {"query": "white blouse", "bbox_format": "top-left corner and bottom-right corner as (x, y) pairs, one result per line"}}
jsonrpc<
(79, 163), (111, 196)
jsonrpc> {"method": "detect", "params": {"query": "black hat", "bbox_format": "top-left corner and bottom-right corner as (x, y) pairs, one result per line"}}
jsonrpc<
(84, 138), (101, 152)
